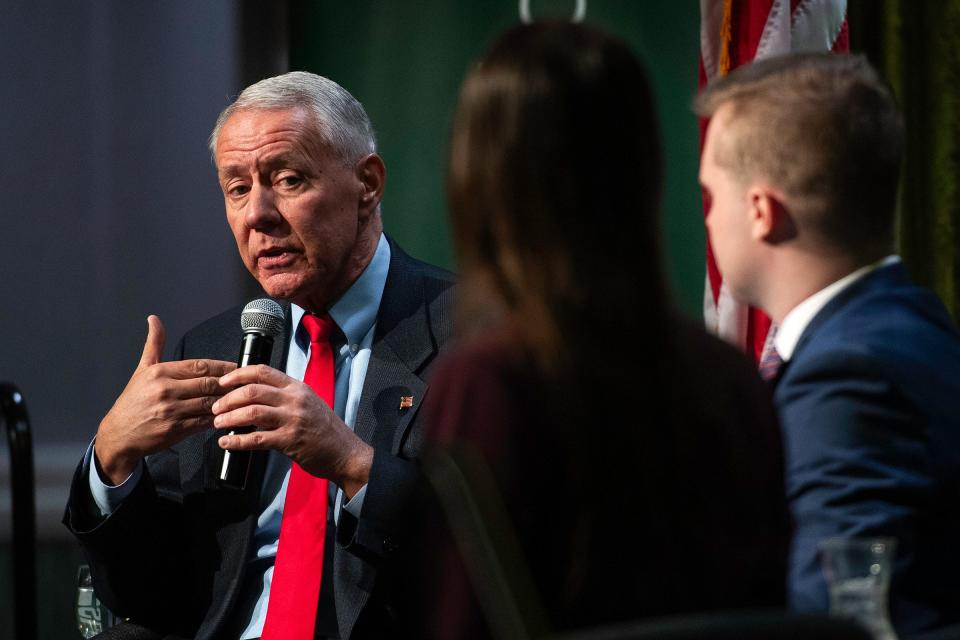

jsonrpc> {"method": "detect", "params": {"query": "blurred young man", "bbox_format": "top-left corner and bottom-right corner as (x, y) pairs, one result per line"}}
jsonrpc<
(697, 53), (960, 635)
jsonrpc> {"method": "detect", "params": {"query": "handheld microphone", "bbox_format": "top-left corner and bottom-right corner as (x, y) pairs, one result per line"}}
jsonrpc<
(218, 298), (285, 489)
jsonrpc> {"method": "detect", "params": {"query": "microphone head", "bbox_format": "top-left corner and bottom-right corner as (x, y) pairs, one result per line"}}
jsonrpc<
(240, 298), (285, 336)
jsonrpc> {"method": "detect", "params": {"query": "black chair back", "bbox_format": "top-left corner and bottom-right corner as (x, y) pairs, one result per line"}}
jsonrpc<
(555, 610), (873, 640)
(2, 382), (37, 640)
(424, 447), (873, 640)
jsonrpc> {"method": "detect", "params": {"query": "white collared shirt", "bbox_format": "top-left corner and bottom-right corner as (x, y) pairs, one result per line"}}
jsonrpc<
(774, 255), (900, 362)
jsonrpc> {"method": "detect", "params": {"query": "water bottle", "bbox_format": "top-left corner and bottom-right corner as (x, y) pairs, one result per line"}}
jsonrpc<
(76, 565), (115, 638)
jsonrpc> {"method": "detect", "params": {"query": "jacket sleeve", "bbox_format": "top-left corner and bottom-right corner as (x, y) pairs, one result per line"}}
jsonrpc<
(62, 446), (205, 634)
(778, 348), (931, 615)
(61, 336), (207, 636)
(336, 449), (420, 561)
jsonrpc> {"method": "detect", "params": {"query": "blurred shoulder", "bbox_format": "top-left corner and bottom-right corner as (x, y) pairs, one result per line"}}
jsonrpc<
(673, 315), (766, 387)
(430, 328), (526, 393)
(425, 328), (531, 446)
(669, 315), (780, 441)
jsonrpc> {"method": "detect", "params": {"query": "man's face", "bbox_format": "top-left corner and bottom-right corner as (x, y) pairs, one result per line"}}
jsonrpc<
(215, 107), (378, 311)
(700, 106), (758, 305)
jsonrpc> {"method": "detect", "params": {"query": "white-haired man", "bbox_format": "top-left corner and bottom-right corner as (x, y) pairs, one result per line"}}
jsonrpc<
(64, 71), (455, 640)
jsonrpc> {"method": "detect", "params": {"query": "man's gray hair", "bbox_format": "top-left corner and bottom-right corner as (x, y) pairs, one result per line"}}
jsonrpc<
(209, 71), (377, 164)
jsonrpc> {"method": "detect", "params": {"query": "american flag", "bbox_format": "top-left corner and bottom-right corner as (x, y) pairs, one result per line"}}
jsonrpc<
(699, 0), (849, 361)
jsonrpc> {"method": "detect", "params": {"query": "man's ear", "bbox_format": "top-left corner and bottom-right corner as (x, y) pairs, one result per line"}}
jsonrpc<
(747, 185), (795, 244)
(355, 153), (386, 218)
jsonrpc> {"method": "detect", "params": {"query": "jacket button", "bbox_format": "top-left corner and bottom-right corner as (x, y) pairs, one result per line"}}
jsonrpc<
(383, 536), (399, 555)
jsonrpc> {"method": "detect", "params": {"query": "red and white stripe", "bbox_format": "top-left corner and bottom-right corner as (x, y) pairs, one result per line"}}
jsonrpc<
(699, 0), (848, 361)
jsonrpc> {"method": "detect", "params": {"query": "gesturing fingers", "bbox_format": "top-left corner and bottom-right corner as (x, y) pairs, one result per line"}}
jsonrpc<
(161, 358), (237, 381)
(211, 382), (289, 428)
(135, 372), (228, 406)
(212, 366), (295, 428)
(218, 364), (289, 390)
(218, 428), (279, 452)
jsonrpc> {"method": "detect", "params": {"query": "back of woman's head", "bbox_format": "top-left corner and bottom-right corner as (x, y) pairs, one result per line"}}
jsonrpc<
(444, 23), (722, 610)
(447, 21), (669, 368)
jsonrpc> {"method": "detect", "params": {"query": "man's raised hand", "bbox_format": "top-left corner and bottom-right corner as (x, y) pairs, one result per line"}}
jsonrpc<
(94, 315), (237, 485)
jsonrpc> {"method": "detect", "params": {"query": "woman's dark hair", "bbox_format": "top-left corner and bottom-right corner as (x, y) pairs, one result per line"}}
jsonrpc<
(448, 21), (669, 366)
(446, 21), (682, 578)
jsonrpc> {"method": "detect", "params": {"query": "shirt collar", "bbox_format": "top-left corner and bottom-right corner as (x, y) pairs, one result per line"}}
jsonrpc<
(289, 233), (390, 346)
(775, 255), (900, 362)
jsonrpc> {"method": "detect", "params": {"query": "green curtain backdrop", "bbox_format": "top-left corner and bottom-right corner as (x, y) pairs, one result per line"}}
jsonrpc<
(852, 0), (960, 319)
(889, 0), (960, 319)
(288, 0), (706, 317)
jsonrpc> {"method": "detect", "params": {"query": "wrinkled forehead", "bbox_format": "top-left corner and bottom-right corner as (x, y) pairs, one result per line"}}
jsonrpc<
(214, 107), (330, 167)
(220, 106), (316, 142)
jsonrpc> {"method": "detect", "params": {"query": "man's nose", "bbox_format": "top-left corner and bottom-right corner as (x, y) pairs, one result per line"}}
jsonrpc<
(245, 184), (282, 230)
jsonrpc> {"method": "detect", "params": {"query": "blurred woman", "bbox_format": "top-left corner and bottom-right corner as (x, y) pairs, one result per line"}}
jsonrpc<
(416, 21), (789, 637)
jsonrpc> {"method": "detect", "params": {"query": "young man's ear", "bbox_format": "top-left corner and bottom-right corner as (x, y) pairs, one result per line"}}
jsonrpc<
(748, 185), (795, 244)
(356, 153), (386, 217)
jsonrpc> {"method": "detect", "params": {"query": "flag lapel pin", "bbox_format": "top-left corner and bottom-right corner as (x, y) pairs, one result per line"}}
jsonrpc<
(399, 395), (414, 410)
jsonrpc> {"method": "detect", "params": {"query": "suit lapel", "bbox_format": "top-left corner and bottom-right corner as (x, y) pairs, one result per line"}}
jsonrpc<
(336, 241), (440, 639)
(355, 347), (428, 453)
(354, 242), (436, 451)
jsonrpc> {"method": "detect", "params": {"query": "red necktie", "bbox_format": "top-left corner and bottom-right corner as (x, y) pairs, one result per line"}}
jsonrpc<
(262, 313), (335, 640)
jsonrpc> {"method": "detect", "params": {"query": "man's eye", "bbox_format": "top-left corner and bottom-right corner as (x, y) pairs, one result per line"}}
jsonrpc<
(227, 184), (250, 197)
(278, 175), (303, 188)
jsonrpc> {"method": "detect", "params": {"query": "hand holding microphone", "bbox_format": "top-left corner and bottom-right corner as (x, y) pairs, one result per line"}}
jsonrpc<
(213, 305), (374, 497)
(217, 298), (285, 489)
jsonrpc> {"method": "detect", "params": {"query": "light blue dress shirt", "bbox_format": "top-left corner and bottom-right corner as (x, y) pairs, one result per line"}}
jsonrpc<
(85, 233), (391, 639)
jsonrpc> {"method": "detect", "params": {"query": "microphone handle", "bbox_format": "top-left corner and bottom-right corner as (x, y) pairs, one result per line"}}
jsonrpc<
(218, 331), (274, 489)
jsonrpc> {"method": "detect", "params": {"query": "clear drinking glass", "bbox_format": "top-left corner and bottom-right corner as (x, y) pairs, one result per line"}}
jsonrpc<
(819, 537), (898, 640)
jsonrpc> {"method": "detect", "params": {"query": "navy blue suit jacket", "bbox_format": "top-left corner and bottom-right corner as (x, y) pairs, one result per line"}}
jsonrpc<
(64, 239), (455, 639)
(777, 262), (960, 635)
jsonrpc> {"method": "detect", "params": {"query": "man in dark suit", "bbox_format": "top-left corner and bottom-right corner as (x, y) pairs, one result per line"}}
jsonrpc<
(696, 54), (960, 635)
(63, 71), (454, 639)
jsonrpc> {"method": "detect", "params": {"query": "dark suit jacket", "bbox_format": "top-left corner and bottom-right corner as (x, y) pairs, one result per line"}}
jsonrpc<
(63, 239), (455, 639)
(778, 262), (960, 635)
(412, 320), (790, 638)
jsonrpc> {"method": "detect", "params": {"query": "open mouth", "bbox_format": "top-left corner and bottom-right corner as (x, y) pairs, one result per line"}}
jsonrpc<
(257, 247), (297, 268)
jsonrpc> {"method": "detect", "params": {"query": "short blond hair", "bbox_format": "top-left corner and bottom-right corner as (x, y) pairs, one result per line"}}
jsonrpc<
(695, 53), (903, 259)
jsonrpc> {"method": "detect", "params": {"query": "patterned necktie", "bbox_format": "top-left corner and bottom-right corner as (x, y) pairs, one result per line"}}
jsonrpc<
(758, 325), (784, 382)
(262, 313), (335, 640)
